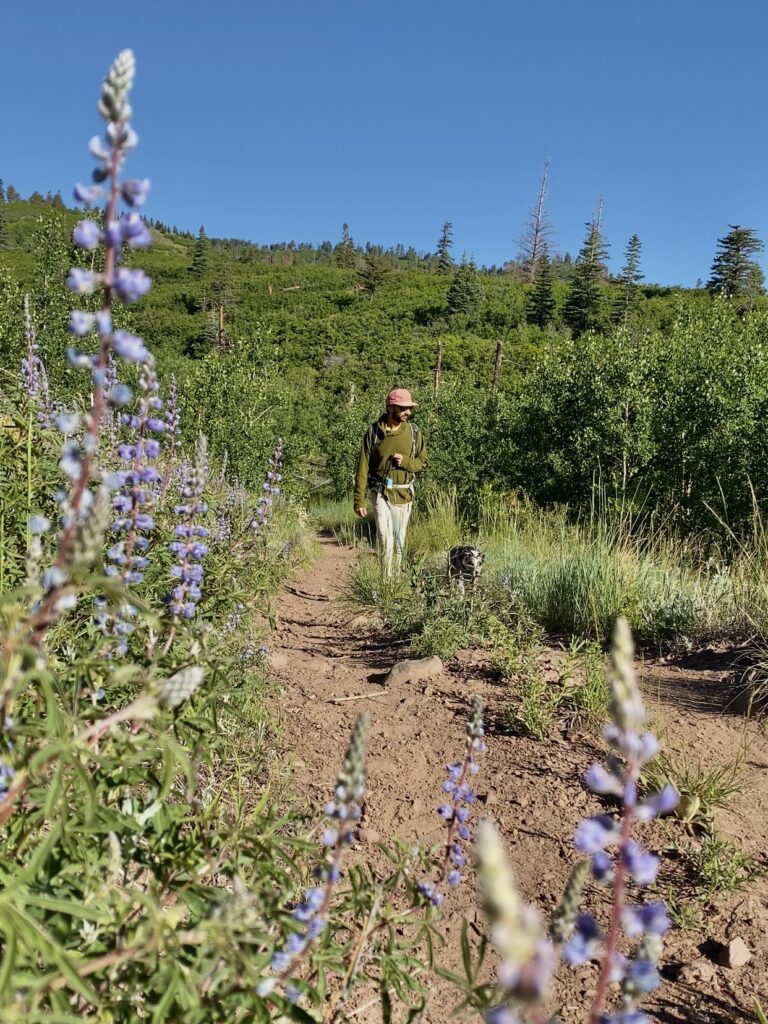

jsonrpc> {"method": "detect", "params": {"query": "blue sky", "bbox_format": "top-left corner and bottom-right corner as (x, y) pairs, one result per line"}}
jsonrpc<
(2, 0), (767, 285)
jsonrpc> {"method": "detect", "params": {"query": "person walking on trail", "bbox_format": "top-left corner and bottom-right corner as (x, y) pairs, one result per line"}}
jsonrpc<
(354, 387), (427, 575)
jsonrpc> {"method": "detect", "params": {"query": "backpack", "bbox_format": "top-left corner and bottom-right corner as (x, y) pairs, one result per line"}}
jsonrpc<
(366, 420), (420, 495)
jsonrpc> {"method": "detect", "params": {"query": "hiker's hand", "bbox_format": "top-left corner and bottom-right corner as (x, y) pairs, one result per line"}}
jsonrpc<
(355, 506), (367, 518)
(391, 453), (403, 466)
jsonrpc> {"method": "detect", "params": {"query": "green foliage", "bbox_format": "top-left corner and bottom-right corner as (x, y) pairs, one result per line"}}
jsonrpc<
(643, 748), (747, 830)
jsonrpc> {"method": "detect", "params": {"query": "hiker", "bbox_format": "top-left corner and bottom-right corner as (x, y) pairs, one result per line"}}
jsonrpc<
(354, 387), (427, 575)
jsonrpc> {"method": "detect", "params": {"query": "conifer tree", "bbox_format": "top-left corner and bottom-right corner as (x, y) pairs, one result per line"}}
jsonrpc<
(334, 223), (357, 269)
(516, 158), (554, 282)
(436, 221), (454, 273)
(563, 217), (609, 336)
(446, 257), (484, 325)
(0, 180), (5, 203)
(5, 184), (20, 203)
(190, 226), (211, 278)
(706, 225), (765, 301)
(357, 251), (390, 300)
(613, 234), (644, 325)
(528, 243), (556, 328)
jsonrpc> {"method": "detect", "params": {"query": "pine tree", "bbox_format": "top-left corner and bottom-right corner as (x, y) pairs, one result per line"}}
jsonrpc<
(563, 217), (610, 336)
(334, 223), (357, 269)
(516, 158), (554, 282)
(0, 180), (5, 203)
(5, 184), (20, 203)
(446, 258), (484, 325)
(190, 226), (211, 278)
(528, 244), (556, 328)
(357, 251), (390, 300)
(706, 225), (765, 301)
(436, 221), (454, 273)
(613, 234), (644, 325)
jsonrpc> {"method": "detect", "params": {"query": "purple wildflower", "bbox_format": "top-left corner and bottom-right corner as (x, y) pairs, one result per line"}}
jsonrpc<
(257, 714), (368, 998)
(250, 438), (283, 540)
(20, 295), (51, 427)
(73, 218), (102, 250)
(98, 359), (162, 654)
(562, 914), (601, 966)
(166, 434), (209, 619)
(418, 696), (485, 906)
(113, 267), (151, 304)
(574, 618), (677, 1023)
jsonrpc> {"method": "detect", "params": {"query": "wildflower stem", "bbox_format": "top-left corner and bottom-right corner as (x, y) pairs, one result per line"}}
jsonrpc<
(439, 750), (471, 883)
(589, 758), (638, 1023)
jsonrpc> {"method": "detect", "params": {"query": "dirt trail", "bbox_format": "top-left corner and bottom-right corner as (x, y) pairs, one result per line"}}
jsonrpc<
(269, 534), (768, 1023)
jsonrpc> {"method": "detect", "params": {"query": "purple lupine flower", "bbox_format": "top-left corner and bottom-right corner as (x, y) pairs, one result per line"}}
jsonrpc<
(166, 434), (209, 619)
(250, 438), (284, 539)
(569, 618), (678, 1024)
(20, 295), (51, 427)
(67, 268), (100, 294)
(113, 267), (151, 304)
(98, 359), (162, 655)
(120, 177), (151, 208)
(621, 902), (670, 938)
(34, 49), (161, 640)
(257, 714), (368, 998)
(562, 914), (602, 966)
(73, 218), (102, 250)
(112, 330), (149, 363)
(418, 696), (485, 906)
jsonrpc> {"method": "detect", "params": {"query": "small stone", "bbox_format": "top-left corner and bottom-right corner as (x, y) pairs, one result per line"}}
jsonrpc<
(422, 685), (434, 697)
(678, 958), (718, 983)
(358, 827), (380, 844)
(384, 655), (443, 686)
(716, 937), (752, 969)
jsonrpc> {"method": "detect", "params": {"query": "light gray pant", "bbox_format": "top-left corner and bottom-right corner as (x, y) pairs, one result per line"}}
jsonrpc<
(372, 492), (413, 575)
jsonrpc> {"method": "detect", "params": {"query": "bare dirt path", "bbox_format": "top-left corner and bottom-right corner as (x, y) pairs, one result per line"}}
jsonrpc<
(268, 534), (768, 1023)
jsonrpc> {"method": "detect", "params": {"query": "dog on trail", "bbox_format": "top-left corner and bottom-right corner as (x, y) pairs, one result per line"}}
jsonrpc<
(448, 545), (485, 592)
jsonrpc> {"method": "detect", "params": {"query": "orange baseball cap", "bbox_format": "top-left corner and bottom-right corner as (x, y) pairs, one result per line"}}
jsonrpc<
(386, 387), (418, 408)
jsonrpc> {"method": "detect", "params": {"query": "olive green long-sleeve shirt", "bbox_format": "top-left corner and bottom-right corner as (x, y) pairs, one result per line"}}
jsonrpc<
(353, 418), (427, 508)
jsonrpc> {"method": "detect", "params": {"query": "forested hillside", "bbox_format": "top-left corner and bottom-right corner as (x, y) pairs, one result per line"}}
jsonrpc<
(2, 189), (768, 535)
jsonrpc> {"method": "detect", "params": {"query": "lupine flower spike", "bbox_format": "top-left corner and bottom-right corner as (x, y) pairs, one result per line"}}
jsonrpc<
(21, 295), (50, 426)
(251, 438), (283, 539)
(477, 818), (555, 1022)
(257, 713), (369, 1000)
(18, 49), (154, 649)
(95, 359), (164, 654)
(167, 434), (209, 619)
(418, 695), (486, 906)
(562, 617), (677, 1024)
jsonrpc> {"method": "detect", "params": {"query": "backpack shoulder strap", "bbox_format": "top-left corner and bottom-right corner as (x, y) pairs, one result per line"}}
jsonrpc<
(366, 420), (382, 452)
(409, 421), (420, 459)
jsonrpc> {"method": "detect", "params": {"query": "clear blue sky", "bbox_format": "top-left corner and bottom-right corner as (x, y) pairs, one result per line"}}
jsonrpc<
(2, 0), (767, 286)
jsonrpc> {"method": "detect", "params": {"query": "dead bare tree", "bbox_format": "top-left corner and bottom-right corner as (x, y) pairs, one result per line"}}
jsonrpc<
(434, 340), (443, 396)
(491, 338), (504, 392)
(516, 158), (554, 282)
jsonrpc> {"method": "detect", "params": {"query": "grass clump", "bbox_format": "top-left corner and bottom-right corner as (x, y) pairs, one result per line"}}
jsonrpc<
(682, 834), (755, 894)
(643, 749), (747, 831)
